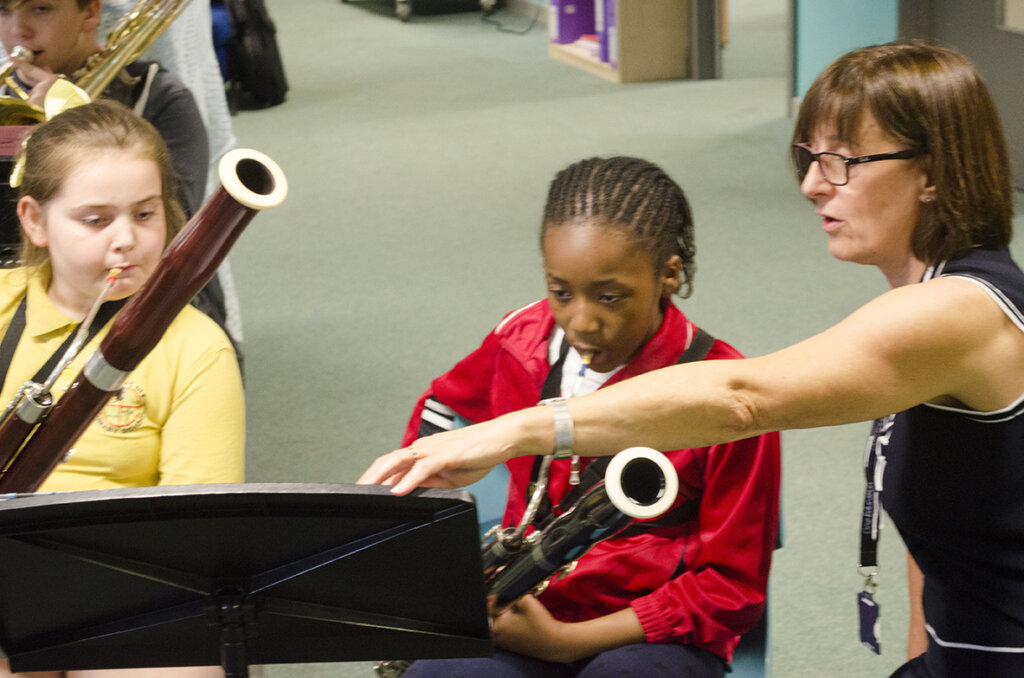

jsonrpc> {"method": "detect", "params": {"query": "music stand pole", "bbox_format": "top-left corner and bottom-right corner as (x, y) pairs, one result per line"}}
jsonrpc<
(216, 589), (249, 678)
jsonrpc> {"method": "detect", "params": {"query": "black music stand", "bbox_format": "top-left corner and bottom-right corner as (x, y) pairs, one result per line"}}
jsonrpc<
(0, 483), (491, 676)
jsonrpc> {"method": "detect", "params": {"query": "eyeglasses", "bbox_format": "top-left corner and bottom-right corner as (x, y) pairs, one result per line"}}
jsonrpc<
(791, 144), (919, 186)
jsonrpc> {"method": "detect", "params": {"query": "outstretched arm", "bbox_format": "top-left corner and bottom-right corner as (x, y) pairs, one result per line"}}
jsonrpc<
(362, 277), (1024, 494)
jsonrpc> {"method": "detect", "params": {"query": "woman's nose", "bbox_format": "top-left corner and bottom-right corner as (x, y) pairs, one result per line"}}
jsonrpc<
(800, 160), (833, 198)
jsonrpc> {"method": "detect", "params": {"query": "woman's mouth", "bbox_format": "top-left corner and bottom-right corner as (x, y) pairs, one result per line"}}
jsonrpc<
(820, 214), (842, 233)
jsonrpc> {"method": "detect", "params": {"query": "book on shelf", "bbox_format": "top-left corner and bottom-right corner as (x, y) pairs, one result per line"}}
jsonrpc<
(573, 34), (600, 59)
(597, 0), (617, 66)
(549, 0), (596, 45)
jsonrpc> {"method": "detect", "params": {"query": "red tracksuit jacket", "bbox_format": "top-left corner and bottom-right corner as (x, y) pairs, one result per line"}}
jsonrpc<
(401, 300), (780, 662)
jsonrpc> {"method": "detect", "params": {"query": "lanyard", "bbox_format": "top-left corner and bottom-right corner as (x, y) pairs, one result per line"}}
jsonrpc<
(860, 414), (894, 574)
(858, 414), (895, 654)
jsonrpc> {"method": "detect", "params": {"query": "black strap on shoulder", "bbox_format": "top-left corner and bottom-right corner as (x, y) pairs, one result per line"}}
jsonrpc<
(0, 297), (27, 394)
(539, 335), (570, 401)
(0, 296), (126, 396)
(680, 327), (715, 364)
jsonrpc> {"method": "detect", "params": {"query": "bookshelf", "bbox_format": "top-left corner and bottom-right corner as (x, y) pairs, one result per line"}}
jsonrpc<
(548, 0), (690, 84)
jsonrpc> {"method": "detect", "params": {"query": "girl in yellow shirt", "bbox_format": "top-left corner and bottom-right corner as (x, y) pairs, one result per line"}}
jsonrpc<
(0, 99), (243, 677)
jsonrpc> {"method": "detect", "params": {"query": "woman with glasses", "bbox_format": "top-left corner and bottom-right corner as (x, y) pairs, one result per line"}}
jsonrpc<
(361, 41), (1022, 678)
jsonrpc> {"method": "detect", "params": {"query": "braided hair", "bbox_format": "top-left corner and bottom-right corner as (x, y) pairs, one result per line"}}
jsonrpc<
(542, 156), (696, 298)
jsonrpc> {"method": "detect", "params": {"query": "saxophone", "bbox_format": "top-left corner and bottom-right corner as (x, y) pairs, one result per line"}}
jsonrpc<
(0, 0), (194, 125)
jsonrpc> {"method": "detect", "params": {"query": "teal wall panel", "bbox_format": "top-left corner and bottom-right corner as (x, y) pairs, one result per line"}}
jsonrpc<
(794, 1), (898, 97)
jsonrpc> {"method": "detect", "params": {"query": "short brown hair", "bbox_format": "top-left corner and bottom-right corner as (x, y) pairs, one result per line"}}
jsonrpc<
(792, 41), (1013, 263)
(17, 99), (185, 266)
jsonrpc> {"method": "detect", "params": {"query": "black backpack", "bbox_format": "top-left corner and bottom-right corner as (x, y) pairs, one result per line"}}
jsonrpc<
(223, 0), (289, 110)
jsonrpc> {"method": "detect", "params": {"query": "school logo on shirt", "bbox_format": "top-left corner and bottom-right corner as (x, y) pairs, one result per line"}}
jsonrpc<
(96, 383), (146, 433)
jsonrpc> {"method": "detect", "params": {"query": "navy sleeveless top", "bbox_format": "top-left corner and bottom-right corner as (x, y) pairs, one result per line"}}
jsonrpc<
(876, 248), (1024, 675)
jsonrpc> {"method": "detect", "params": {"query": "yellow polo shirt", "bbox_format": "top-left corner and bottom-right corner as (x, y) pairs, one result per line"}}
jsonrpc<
(0, 266), (245, 492)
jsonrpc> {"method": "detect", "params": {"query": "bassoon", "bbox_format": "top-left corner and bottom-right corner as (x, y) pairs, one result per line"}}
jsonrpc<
(373, 446), (679, 678)
(483, 445), (679, 608)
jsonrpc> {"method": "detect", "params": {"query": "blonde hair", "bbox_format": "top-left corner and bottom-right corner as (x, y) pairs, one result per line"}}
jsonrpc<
(17, 99), (186, 267)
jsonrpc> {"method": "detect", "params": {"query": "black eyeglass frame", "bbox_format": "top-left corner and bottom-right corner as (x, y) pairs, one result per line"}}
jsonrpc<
(791, 144), (920, 186)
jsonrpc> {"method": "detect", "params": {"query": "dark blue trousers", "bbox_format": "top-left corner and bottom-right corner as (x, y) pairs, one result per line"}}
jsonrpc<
(402, 643), (725, 678)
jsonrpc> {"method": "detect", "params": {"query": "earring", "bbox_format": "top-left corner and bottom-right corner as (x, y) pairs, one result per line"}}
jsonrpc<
(922, 194), (935, 203)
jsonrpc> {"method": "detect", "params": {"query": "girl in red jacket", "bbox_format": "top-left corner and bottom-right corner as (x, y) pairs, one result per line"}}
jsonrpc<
(400, 157), (780, 678)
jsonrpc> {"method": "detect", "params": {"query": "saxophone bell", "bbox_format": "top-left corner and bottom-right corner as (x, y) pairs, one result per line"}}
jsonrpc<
(8, 46), (31, 64)
(0, 45), (33, 96)
(0, 44), (40, 123)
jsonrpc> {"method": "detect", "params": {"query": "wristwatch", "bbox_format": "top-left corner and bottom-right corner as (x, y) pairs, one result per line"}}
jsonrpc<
(541, 397), (574, 459)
